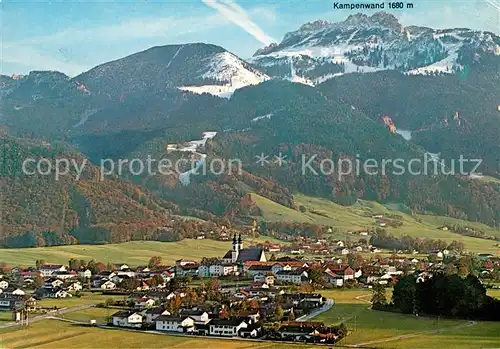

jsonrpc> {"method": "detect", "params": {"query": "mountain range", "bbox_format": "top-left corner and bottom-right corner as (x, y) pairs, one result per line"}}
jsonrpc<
(1, 12), (499, 247)
(251, 12), (499, 84)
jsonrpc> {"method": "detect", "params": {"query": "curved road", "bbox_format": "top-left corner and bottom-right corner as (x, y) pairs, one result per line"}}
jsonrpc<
(296, 298), (334, 322)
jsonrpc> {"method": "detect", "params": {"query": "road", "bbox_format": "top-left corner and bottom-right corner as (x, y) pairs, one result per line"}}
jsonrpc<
(0, 304), (95, 329)
(296, 298), (334, 321)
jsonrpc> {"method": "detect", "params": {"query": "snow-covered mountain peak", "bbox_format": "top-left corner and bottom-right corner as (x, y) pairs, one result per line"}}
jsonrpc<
(249, 12), (499, 84)
(179, 51), (269, 98)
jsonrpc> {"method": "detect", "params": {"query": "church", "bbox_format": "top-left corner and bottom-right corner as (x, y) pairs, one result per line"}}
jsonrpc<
(222, 234), (266, 264)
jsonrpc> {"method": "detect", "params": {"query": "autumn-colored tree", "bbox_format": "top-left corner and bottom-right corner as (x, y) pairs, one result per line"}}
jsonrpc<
(205, 278), (221, 301)
(95, 262), (106, 272)
(33, 273), (44, 288)
(148, 256), (162, 268)
(274, 305), (284, 321)
(167, 295), (182, 313)
(371, 283), (387, 306)
(35, 259), (46, 268)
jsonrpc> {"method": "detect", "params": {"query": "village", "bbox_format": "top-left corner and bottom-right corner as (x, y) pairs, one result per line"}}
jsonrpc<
(0, 233), (498, 345)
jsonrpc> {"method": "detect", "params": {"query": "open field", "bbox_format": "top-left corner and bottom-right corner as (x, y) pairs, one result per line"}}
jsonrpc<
(0, 320), (313, 349)
(0, 240), (233, 267)
(0, 236), (286, 267)
(253, 193), (500, 255)
(59, 307), (113, 324)
(315, 289), (500, 348)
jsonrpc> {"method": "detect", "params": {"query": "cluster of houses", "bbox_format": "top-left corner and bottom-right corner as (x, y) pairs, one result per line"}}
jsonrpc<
(0, 235), (498, 322)
(259, 236), (382, 256)
(112, 307), (263, 338)
(109, 289), (330, 342)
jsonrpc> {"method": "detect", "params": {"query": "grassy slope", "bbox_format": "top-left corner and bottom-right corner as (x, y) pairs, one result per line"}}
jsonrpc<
(252, 193), (500, 255)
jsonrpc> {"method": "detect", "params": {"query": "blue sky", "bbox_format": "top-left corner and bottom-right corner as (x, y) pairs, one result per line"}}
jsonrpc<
(1, 0), (498, 76)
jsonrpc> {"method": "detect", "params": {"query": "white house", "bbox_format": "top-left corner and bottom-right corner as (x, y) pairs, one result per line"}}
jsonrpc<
(66, 282), (82, 292)
(155, 316), (194, 333)
(275, 270), (308, 284)
(112, 311), (143, 328)
(143, 307), (171, 324)
(253, 274), (275, 285)
(54, 289), (72, 298)
(0, 281), (9, 289)
(78, 269), (92, 279)
(114, 264), (130, 271)
(53, 271), (76, 280)
(11, 288), (25, 296)
(182, 310), (209, 324)
(133, 297), (155, 309)
(39, 265), (67, 277)
(44, 279), (64, 288)
(200, 264), (238, 277)
(323, 270), (344, 287)
(209, 318), (247, 337)
(100, 280), (117, 290)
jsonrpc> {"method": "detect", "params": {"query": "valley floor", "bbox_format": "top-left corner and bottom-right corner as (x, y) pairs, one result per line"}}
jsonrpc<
(1, 289), (499, 349)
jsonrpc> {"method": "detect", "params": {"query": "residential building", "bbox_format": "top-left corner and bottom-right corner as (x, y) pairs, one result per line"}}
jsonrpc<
(39, 265), (66, 277)
(112, 311), (143, 328)
(155, 316), (195, 332)
(209, 317), (248, 337)
(276, 270), (308, 284)
(78, 269), (92, 279)
(100, 280), (117, 290)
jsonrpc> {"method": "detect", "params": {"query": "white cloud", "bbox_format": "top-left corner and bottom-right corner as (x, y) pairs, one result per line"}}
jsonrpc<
(202, 0), (275, 45)
(1, 46), (88, 77)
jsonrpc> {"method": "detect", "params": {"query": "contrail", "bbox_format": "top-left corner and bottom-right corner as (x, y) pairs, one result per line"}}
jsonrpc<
(482, 0), (500, 12)
(202, 0), (275, 46)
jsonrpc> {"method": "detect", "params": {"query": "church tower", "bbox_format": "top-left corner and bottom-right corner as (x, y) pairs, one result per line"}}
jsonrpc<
(231, 234), (239, 262)
(237, 233), (243, 250)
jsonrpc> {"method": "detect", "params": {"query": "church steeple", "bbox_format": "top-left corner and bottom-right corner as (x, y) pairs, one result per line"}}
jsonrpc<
(232, 234), (238, 251)
(238, 233), (243, 250)
(231, 233), (239, 263)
